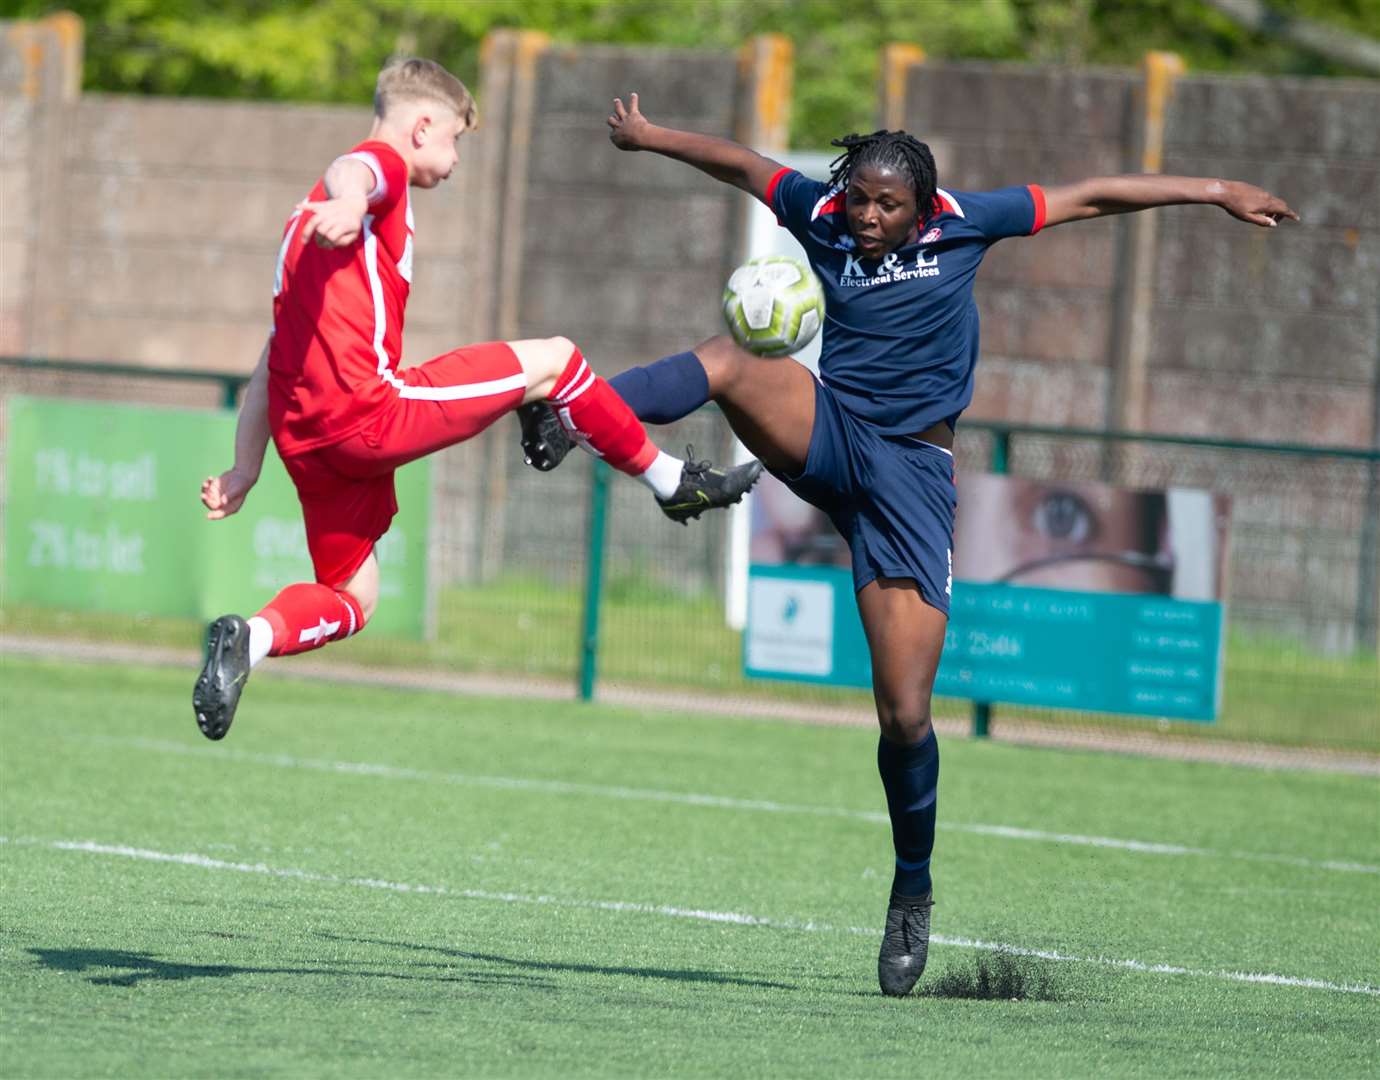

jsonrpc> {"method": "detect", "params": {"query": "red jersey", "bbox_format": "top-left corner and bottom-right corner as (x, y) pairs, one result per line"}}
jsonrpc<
(268, 141), (415, 457)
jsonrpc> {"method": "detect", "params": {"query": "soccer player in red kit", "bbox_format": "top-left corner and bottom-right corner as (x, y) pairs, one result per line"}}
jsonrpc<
(194, 58), (760, 741)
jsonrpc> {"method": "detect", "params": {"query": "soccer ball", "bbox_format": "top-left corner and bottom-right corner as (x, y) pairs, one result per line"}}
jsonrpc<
(722, 256), (824, 357)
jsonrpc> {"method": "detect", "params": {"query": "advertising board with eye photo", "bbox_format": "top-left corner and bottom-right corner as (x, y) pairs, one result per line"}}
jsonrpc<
(745, 471), (1231, 720)
(951, 475), (1230, 602)
(751, 471), (1230, 602)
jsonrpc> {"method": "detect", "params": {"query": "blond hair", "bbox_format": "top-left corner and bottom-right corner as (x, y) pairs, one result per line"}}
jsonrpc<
(374, 57), (477, 129)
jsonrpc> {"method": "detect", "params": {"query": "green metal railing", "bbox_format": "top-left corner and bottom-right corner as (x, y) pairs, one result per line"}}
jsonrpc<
(0, 356), (249, 409)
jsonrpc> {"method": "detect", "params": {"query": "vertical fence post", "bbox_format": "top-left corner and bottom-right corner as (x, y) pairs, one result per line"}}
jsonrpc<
(879, 43), (926, 132)
(1104, 50), (1185, 485)
(991, 428), (1010, 476)
(973, 428), (1011, 739)
(1358, 293), (1380, 655)
(579, 460), (610, 701)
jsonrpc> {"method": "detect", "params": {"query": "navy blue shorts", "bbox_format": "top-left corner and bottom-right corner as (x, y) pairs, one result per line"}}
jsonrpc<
(777, 379), (956, 614)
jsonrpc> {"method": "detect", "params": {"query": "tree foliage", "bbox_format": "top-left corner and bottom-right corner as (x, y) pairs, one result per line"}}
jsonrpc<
(9, 0), (1378, 146)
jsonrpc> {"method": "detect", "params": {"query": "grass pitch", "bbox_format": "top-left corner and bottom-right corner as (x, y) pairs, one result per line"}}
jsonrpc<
(2, 655), (1378, 1078)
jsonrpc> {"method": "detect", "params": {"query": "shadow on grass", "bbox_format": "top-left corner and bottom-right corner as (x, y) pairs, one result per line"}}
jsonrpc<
(27, 947), (553, 990)
(919, 950), (1059, 1001)
(318, 933), (798, 991)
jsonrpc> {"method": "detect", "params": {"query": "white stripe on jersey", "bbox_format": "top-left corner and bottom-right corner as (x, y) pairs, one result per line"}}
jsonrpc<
(935, 188), (965, 217)
(361, 217), (527, 403)
(362, 216), (395, 384)
(273, 211), (304, 299)
(340, 151), (388, 206)
(810, 184), (844, 222)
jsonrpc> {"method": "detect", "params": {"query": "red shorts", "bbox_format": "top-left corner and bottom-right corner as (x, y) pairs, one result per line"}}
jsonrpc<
(280, 342), (526, 587)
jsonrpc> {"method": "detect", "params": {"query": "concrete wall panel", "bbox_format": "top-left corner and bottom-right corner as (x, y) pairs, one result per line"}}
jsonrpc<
(1165, 76), (1380, 161)
(978, 223), (1119, 289)
(54, 314), (270, 369)
(967, 358), (1108, 427)
(523, 192), (733, 267)
(978, 285), (1113, 367)
(71, 96), (370, 177)
(1146, 304), (1375, 383)
(537, 45), (739, 129)
(518, 264), (723, 346)
(1145, 371), (1372, 445)
(527, 120), (734, 192)
(1155, 217), (1380, 315)
(906, 64), (1136, 141)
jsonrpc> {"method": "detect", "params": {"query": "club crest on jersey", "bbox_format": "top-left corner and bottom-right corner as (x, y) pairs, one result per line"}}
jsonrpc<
(839, 248), (939, 288)
(921, 227), (943, 243)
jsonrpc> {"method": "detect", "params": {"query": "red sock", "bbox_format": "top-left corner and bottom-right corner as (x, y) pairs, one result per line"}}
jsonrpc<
(547, 347), (658, 476)
(256, 582), (366, 657)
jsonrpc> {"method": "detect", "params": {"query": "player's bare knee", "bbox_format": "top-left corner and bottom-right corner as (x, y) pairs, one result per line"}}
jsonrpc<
(541, 335), (576, 366)
(877, 701), (933, 745)
(694, 335), (749, 395)
(513, 336), (577, 400)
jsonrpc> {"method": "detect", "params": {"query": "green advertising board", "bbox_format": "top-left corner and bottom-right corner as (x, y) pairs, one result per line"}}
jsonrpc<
(4, 396), (431, 639)
(745, 564), (1223, 721)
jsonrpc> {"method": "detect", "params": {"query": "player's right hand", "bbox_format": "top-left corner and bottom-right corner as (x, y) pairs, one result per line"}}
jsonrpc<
(608, 93), (652, 151)
(296, 193), (368, 248)
(201, 468), (256, 520)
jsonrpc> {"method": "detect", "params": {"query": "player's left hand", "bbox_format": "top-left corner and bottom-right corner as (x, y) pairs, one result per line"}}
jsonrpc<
(608, 92), (653, 151)
(201, 468), (257, 520)
(296, 193), (368, 248)
(1214, 181), (1299, 228)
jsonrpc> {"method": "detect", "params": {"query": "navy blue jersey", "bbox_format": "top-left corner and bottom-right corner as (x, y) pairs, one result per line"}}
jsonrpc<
(766, 168), (1046, 435)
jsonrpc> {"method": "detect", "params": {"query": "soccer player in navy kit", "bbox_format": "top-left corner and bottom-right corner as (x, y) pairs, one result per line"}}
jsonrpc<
(521, 93), (1296, 997)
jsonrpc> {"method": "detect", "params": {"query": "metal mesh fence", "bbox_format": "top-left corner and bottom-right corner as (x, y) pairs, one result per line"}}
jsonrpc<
(3, 360), (1377, 755)
(427, 407), (747, 690)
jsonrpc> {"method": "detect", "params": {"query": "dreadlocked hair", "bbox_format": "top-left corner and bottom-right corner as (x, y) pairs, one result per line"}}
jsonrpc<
(827, 130), (939, 222)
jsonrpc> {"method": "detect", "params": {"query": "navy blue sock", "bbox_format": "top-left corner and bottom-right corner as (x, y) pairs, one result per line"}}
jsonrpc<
(877, 729), (940, 897)
(607, 351), (710, 424)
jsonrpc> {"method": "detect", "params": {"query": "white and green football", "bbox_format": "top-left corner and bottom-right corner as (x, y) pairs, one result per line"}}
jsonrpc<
(722, 255), (824, 357)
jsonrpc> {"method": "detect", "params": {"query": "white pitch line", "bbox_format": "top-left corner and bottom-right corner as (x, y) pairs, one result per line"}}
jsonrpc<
(6, 835), (1378, 999)
(83, 734), (1380, 876)
(941, 823), (1380, 875)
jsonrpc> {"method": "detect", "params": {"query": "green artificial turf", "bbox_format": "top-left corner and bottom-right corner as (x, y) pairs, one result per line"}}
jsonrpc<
(1, 655), (1377, 1078)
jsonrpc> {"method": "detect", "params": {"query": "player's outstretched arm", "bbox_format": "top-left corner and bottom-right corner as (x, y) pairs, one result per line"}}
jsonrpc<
(201, 338), (272, 520)
(607, 92), (784, 204)
(1042, 175), (1298, 229)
